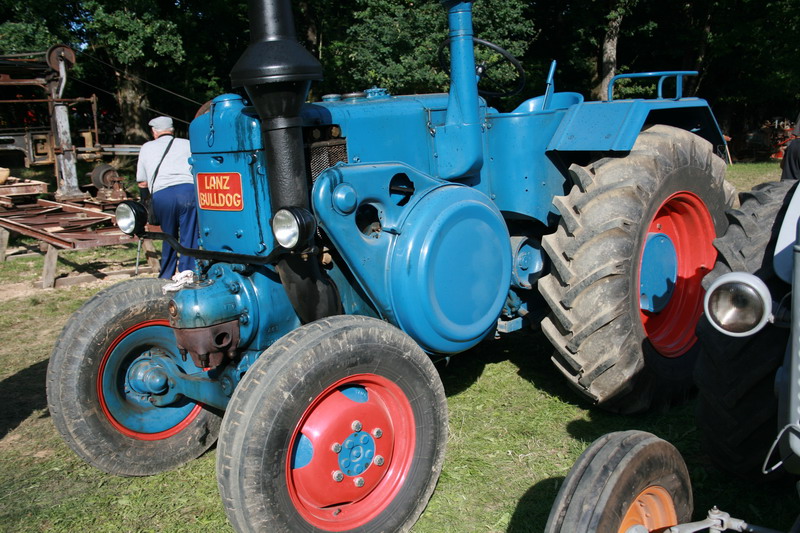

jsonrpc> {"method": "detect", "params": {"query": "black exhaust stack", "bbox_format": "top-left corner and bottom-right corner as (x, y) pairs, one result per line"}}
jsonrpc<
(231, 0), (341, 323)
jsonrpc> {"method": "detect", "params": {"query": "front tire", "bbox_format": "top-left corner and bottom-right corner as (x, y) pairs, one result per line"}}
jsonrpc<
(216, 315), (448, 533)
(46, 278), (221, 476)
(545, 430), (692, 532)
(539, 125), (730, 413)
(695, 180), (796, 478)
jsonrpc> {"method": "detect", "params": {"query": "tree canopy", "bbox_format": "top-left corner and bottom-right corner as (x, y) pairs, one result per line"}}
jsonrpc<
(1, 0), (798, 148)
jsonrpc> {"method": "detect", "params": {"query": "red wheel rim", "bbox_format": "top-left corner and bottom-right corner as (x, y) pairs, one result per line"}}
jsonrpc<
(618, 485), (679, 532)
(96, 319), (202, 441)
(639, 191), (716, 357)
(286, 373), (416, 531)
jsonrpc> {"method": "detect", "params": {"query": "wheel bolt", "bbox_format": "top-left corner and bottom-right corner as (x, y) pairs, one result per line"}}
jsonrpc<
(372, 428), (382, 438)
(332, 470), (344, 482)
(332, 442), (342, 453)
(374, 455), (384, 466)
(354, 477), (365, 488)
(351, 420), (362, 432)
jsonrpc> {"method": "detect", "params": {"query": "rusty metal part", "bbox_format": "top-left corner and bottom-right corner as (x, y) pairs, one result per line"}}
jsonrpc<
(173, 320), (241, 369)
(0, 177), (48, 207)
(46, 45), (76, 72)
(0, 198), (136, 249)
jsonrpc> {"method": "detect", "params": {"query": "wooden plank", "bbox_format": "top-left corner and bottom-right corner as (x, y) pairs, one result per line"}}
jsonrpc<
(39, 266), (158, 289)
(37, 199), (113, 219)
(42, 244), (59, 288)
(142, 239), (161, 271)
(0, 227), (8, 262)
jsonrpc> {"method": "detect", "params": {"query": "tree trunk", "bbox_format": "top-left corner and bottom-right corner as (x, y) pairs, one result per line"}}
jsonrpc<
(593, 8), (624, 101)
(116, 70), (150, 144)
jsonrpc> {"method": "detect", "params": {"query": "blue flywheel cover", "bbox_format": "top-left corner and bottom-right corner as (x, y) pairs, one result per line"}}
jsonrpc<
(388, 185), (512, 353)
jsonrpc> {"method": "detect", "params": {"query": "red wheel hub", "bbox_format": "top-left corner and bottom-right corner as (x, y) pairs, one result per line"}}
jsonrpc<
(286, 374), (415, 531)
(639, 191), (716, 357)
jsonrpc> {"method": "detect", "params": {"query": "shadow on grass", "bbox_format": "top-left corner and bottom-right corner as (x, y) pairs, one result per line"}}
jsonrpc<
(507, 476), (564, 532)
(0, 359), (49, 439)
(437, 326), (582, 403)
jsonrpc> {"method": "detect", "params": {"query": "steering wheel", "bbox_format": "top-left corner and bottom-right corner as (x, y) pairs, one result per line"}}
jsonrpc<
(437, 37), (526, 98)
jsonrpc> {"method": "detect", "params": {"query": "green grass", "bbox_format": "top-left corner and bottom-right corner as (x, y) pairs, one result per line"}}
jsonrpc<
(0, 162), (796, 532)
(0, 240), (152, 285)
(726, 160), (782, 191)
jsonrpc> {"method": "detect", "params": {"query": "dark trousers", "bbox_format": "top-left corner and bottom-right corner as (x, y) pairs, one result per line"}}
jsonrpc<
(782, 139), (800, 181)
(152, 183), (198, 278)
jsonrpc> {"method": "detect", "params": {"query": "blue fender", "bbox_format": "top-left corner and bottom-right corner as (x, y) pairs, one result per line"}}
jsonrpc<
(546, 98), (727, 153)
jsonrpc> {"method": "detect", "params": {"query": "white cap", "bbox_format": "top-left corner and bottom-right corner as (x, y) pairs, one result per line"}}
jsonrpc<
(148, 116), (173, 131)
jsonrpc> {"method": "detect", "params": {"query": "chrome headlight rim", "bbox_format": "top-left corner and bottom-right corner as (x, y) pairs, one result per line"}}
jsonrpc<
(272, 207), (316, 250)
(115, 200), (148, 237)
(704, 272), (772, 337)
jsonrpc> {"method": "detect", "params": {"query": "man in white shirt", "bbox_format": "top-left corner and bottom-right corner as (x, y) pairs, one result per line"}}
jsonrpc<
(136, 116), (198, 278)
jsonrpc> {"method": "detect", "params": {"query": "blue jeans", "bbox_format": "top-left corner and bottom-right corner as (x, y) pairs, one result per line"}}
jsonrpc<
(152, 183), (198, 278)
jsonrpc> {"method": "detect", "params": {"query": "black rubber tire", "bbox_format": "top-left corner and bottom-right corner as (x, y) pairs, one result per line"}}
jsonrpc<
(216, 315), (448, 533)
(694, 180), (796, 478)
(46, 278), (222, 476)
(545, 430), (693, 532)
(539, 124), (730, 413)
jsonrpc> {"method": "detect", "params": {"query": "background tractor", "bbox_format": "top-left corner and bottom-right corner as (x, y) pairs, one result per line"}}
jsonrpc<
(545, 177), (800, 532)
(46, 0), (732, 531)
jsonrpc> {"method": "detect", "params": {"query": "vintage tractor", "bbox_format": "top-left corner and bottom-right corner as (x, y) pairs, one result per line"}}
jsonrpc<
(46, 0), (731, 531)
(544, 178), (800, 532)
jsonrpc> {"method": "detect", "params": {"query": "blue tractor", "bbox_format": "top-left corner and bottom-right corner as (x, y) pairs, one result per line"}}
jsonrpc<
(46, 0), (731, 530)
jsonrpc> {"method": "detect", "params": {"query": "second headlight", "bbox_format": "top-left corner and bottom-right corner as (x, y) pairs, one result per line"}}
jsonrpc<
(704, 272), (772, 337)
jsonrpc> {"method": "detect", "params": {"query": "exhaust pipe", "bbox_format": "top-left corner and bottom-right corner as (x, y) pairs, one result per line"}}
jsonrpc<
(231, 0), (341, 323)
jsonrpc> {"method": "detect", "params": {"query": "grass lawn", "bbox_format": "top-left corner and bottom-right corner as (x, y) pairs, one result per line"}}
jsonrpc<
(0, 161), (796, 532)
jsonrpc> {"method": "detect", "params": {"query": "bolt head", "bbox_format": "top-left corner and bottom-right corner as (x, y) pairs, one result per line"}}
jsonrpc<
(354, 477), (365, 488)
(374, 455), (385, 466)
(351, 420), (362, 432)
(331, 442), (342, 453)
(372, 428), (382, 439)
(332, 470), (344, 482)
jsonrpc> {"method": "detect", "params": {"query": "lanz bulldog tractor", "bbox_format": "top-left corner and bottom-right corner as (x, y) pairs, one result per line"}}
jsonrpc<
(544, 178), (800, 533)
(46, 0), (732, 531)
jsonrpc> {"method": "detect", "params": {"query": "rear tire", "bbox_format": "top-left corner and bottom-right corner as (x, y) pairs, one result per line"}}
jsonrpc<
(216, 315), (447, 533)
(695, 180), (796, 478)
(545, 430), (692, 532)
(539, 125), (729, 413)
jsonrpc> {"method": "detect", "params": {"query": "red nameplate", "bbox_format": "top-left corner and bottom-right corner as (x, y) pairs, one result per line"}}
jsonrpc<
(197, 172), (244, 211)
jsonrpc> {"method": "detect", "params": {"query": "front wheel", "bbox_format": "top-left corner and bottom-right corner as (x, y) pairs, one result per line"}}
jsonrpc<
(539, 124), (731, 413)
(216, 315), (448, 532)
(46, 278), (221, 476)
(545, 430), (693, 532)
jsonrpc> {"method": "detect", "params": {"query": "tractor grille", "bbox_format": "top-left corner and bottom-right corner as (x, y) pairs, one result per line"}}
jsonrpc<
(305, 126), (348, 181)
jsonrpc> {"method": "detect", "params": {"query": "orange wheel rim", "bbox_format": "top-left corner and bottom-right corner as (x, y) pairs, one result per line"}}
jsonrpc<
(618, 485), (678, 532)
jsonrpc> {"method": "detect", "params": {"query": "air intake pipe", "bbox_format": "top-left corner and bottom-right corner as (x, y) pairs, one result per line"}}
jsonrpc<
(231, 0), (341, 323)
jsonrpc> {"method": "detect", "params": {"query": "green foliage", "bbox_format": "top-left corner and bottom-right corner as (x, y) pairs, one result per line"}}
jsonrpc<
(81, 1), (185, 68)
(319, 0), (536, 96)
(0, 0), (798, 142)
(0, 21), (57, 54)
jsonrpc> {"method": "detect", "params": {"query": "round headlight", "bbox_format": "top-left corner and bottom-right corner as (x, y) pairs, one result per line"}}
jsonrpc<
(115, 200), (147, 236)
(704, 273), (772, 337)
(272, 207), (316, 249)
